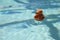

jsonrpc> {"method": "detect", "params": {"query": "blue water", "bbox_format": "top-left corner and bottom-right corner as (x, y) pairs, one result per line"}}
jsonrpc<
(0, 0), (60, 40)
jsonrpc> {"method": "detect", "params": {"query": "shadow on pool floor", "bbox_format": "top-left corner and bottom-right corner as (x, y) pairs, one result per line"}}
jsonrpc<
(0, 14), (60, 40)
(14, 0), (60, 10)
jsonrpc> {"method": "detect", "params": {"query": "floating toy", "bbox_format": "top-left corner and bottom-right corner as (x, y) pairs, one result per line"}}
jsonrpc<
(34, 9), (45, 21)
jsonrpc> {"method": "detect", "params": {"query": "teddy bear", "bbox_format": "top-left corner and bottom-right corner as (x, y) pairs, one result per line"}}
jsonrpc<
(34, 9), (45, 21)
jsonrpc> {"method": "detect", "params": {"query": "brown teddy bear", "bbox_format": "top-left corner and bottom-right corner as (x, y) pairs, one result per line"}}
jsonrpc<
(34, 9), (45, 21)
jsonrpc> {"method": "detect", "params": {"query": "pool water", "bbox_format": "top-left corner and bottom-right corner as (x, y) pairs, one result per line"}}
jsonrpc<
(0, 0), (60, 40)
